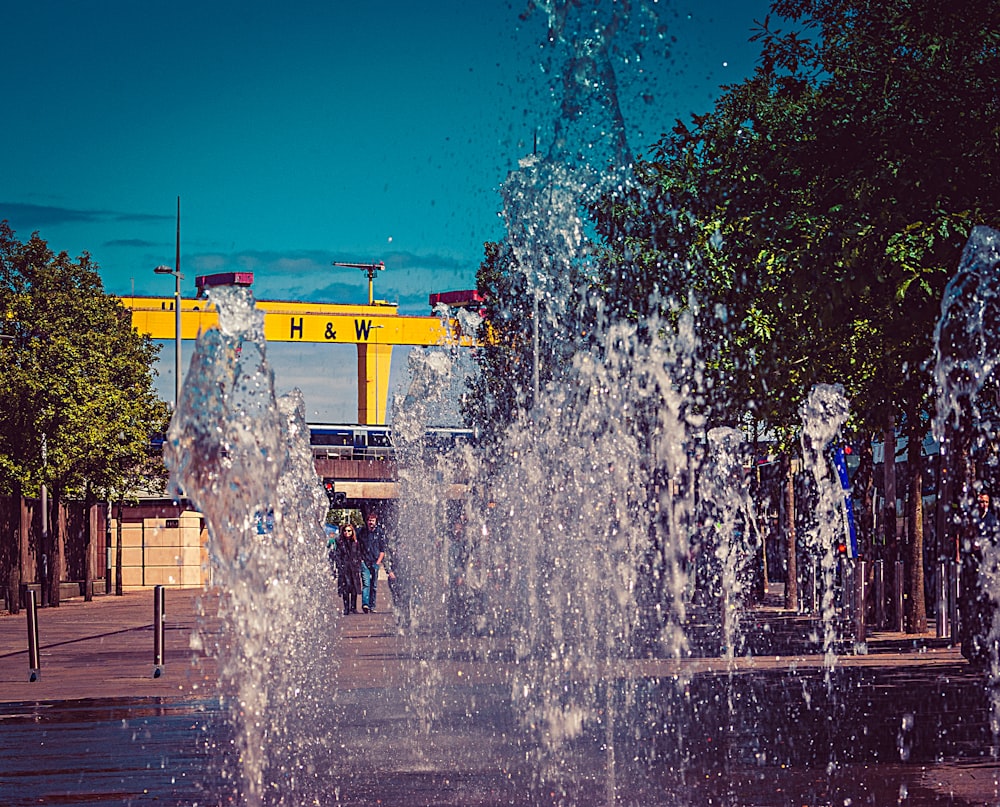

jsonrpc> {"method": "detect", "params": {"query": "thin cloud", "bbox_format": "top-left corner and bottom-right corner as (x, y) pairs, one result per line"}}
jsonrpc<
(383, 250), (468, 274)
(1, 202), (103, 228)
(1, 202), (173, 230)
(181, 247), (479, 314)
(113, 211), (174, 223)
(104, 238), (161, 248)
(205, 248), (470, 278)
(399, 290), (439, 312)
(261, 280), (363, 304)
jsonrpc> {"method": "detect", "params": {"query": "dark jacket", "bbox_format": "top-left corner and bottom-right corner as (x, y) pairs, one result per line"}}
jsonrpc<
(359, 522), (387, 566)
(336, 536), (363, 596)
(960, 506), (1000, 663)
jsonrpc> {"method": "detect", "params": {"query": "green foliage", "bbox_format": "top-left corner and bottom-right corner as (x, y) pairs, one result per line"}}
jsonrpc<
(464, 0), (998, 633)
(461, 241), (535, 442)
(593, 0), (1000, 441)
(463, 224), (604, 447)
(0, 222), (167, 501)
(465, 0), (999, 462)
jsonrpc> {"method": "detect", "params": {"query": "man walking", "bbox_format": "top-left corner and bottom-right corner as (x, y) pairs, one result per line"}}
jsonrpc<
(359, 510), (387, 613)
(960, 491), (1000, 664)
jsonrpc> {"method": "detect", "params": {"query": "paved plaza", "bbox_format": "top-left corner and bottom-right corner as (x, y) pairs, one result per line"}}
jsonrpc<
(0, 586), (978, 704)
(1, 588), (999, 805)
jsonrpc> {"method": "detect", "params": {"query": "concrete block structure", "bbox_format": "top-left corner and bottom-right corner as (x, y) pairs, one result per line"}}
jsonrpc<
(108, 502), (208, 592)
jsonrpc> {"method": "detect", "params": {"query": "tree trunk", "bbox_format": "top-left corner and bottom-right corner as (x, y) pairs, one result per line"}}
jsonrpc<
(6, 531), (21, 614)
(883, 420), (898, 560)
(756, 461), (768, 599)
(853, 436), (875, 623)
(849, 436), (874, 559)
(19, 493), (31, 609)
(883, 420), (902, 628)
(48, 484), (62, 607)
(906, 417), (928, 633)
(938, 397), (974, 564)
(7, 484), (24, 614)
(934, 445), (950, 561)
(782, 453), (798, 611)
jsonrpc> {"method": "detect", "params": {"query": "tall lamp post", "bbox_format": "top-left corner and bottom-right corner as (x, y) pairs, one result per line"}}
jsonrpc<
(154, 263), (183, 408)
(155, 197), (183, 408)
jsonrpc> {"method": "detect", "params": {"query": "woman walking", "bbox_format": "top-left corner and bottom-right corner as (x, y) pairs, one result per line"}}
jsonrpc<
(336, 524), (363, 615)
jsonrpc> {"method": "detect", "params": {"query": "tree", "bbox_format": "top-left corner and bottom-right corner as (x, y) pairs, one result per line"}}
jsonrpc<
(0, 222), (166, 598)
(590, 0), (1000, 629)
(462, 241), (534, 443)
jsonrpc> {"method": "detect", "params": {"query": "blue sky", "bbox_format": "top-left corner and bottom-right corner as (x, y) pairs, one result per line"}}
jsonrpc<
(3, 0), (771, 422)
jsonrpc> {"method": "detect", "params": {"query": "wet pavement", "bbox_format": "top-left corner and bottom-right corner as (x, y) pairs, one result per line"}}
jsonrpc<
(0, 590), (219, 704)
(1, 588), (999, 805)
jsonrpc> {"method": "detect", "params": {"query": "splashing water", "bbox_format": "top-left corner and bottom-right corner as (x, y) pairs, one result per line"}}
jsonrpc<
(933, 226), (1000, 444)
(148, 1), (986, 802)
(153, 230), (1000, 803)
(391, 2), (736, 799)
(392, 29), (713, 782)
(394, 316), (706, 799)
(932, 226), (1000, 721)
(164, 285), (332, 806)
(798, 383), (851, 671)
(701, 426), (758, 661)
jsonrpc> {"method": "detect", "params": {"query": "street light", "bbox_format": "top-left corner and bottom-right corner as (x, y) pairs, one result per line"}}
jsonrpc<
(155, 197), (182, 408)
(154, 264), (183, 407)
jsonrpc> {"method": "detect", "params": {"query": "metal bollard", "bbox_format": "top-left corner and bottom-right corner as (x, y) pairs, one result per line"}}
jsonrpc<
(854, 559), (868, 651)
(26, 589), (40, 681)
(40, 554), (49, 608)
(802, 561), (819, 615)
(153, 585), (165, 678)
(873, 559), (886, 629)
(894, 560), (906, 633)
(949, 561), (960, 644)
(936, 561), (951, 639)
(839, 556), (853, 614)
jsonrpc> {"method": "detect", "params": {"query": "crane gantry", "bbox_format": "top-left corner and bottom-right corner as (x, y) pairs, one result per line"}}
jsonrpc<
(127, 268), (479, 425)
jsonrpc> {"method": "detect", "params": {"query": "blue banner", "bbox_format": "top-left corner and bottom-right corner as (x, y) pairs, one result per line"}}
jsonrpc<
(832, 446), (859, 558)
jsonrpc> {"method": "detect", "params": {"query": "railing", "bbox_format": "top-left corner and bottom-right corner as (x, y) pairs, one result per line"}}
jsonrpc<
(309, 424), (474, 463)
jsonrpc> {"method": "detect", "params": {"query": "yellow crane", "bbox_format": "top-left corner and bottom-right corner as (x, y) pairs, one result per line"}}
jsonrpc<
(125, 292), (478, 425)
